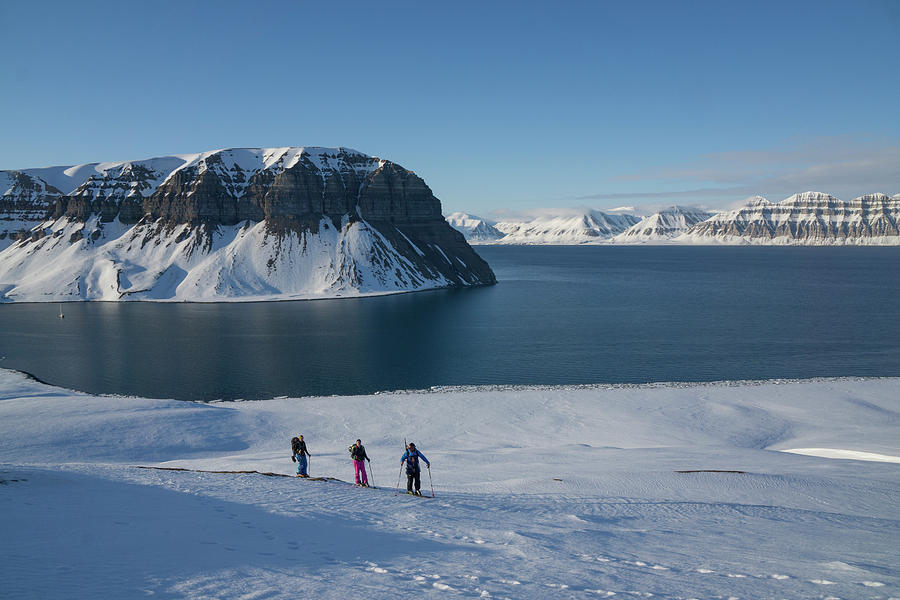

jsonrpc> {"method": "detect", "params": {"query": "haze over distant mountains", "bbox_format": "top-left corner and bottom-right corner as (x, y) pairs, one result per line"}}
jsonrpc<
(0, 147), (495, 302)
(448, 193), (900, 245)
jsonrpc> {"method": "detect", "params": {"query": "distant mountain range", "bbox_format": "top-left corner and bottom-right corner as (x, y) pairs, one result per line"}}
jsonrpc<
(448, 193), (900, 245)
(614, 206), (714, 242)
(0, 147), (495, 302)
(445, 212), (504, 242)
(681, 192), (900, 245)
(494, 211), (640, 245)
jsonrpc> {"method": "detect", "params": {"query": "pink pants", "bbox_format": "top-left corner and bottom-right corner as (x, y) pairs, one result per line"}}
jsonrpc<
(353, 459), (368, 485)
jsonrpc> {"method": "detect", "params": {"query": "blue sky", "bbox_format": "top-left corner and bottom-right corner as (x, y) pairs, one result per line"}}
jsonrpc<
(2, 0), (898, 216)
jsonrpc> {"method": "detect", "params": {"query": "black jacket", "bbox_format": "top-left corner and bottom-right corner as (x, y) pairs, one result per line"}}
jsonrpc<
(349, 444), (368, 461)
(291, 437), (309, 456)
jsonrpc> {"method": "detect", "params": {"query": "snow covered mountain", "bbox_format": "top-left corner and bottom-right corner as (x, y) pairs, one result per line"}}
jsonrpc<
(0, 171), (64, 248)
(493, 210), (640, 244)
(0, 147), (495, 302)
(681, 192), (900, 245)
(614, 205), (715, 243)
(444, 212), (503, 243)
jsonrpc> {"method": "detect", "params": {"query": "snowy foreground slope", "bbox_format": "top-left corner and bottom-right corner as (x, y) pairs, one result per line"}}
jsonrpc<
(1, 370), (898, 599)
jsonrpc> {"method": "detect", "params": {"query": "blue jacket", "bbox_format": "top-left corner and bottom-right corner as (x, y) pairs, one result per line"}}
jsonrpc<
(400, 449), (429, 474)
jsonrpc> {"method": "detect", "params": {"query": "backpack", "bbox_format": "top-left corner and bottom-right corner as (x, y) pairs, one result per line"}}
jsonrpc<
(405, 450), (419, 474)
(291, 437), (301, 454)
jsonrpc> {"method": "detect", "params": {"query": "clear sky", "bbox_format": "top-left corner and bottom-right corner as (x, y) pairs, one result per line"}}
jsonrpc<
(2, 0), (898, 216)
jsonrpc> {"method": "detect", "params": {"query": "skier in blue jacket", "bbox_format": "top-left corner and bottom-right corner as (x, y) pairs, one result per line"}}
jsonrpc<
(400, 442), (430, 496)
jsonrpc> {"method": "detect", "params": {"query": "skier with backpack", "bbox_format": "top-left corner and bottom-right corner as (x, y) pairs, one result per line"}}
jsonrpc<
(290, 434), (311, 477)
(348, 439), (371, 487)
(400, 442), (430, 496)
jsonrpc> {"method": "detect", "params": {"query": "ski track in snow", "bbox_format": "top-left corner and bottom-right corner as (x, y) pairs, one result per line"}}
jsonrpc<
(1, 371), (898, 599)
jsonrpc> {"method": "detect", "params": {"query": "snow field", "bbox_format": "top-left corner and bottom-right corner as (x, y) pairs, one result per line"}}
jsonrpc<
(0, 215), (450, 303)
(1, 371), (898, 599)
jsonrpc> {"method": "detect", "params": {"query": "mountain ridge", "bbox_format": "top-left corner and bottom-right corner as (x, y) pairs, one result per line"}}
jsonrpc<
(446, 193), (900, 245)
(0, 146), (495, 302)
(492, 210), (640, 245)
(681, 192), (900, 245)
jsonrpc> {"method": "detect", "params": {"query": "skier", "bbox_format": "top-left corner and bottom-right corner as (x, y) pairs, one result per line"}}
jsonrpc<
(349, 439), (371, 487)
(400, 442), (430, 496)
(290, 434), (311, 477)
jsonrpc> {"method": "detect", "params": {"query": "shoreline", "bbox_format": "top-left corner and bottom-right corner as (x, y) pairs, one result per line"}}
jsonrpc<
(2, 366), (897, 403)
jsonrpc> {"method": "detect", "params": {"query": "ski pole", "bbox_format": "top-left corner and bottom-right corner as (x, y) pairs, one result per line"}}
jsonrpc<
(369, 460), (376, 489)
(395, 436), (407, 495)
(428, 464), (435, 498)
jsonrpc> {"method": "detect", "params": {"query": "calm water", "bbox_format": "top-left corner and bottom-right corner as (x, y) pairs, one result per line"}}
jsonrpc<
(1, 246), (898, 401)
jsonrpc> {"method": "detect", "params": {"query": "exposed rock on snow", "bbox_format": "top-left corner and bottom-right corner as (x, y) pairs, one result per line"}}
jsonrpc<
(0, 147), (495, 301)
(614, 205), (714, 243)
(0, 171), (63, 248)
(445, 212), (504, 243)
(681, 192), (900, 245)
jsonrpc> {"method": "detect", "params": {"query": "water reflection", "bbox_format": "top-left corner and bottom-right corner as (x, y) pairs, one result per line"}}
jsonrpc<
(1, 246), (899, 400)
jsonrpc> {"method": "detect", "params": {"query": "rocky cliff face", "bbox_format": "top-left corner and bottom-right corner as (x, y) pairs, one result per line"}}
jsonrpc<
(0, 147), (495, 302)
(0, 171), (63, 247)
(682, 192), (900, 244)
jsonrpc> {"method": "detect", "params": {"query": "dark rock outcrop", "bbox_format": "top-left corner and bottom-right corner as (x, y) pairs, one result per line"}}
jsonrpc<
(0, 147), (496, 292)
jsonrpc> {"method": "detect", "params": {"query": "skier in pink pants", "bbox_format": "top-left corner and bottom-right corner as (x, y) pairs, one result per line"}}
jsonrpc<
(349, 439), (370, 486)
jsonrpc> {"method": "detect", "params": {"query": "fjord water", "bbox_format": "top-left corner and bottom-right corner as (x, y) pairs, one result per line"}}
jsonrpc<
(1, 246), (898, 401)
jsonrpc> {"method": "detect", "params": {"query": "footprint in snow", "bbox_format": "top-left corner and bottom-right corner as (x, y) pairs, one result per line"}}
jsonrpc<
(696, 568), (714, 574)
(770, 574), (790, 580)
(810, 579), (836, 585)
(861, 581), (884, 587)
(433, 582), (454, 591)
(726, 573), (747, 578)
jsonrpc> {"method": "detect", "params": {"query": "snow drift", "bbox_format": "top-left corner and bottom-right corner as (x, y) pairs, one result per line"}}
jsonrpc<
(1, 370), (898, 599)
